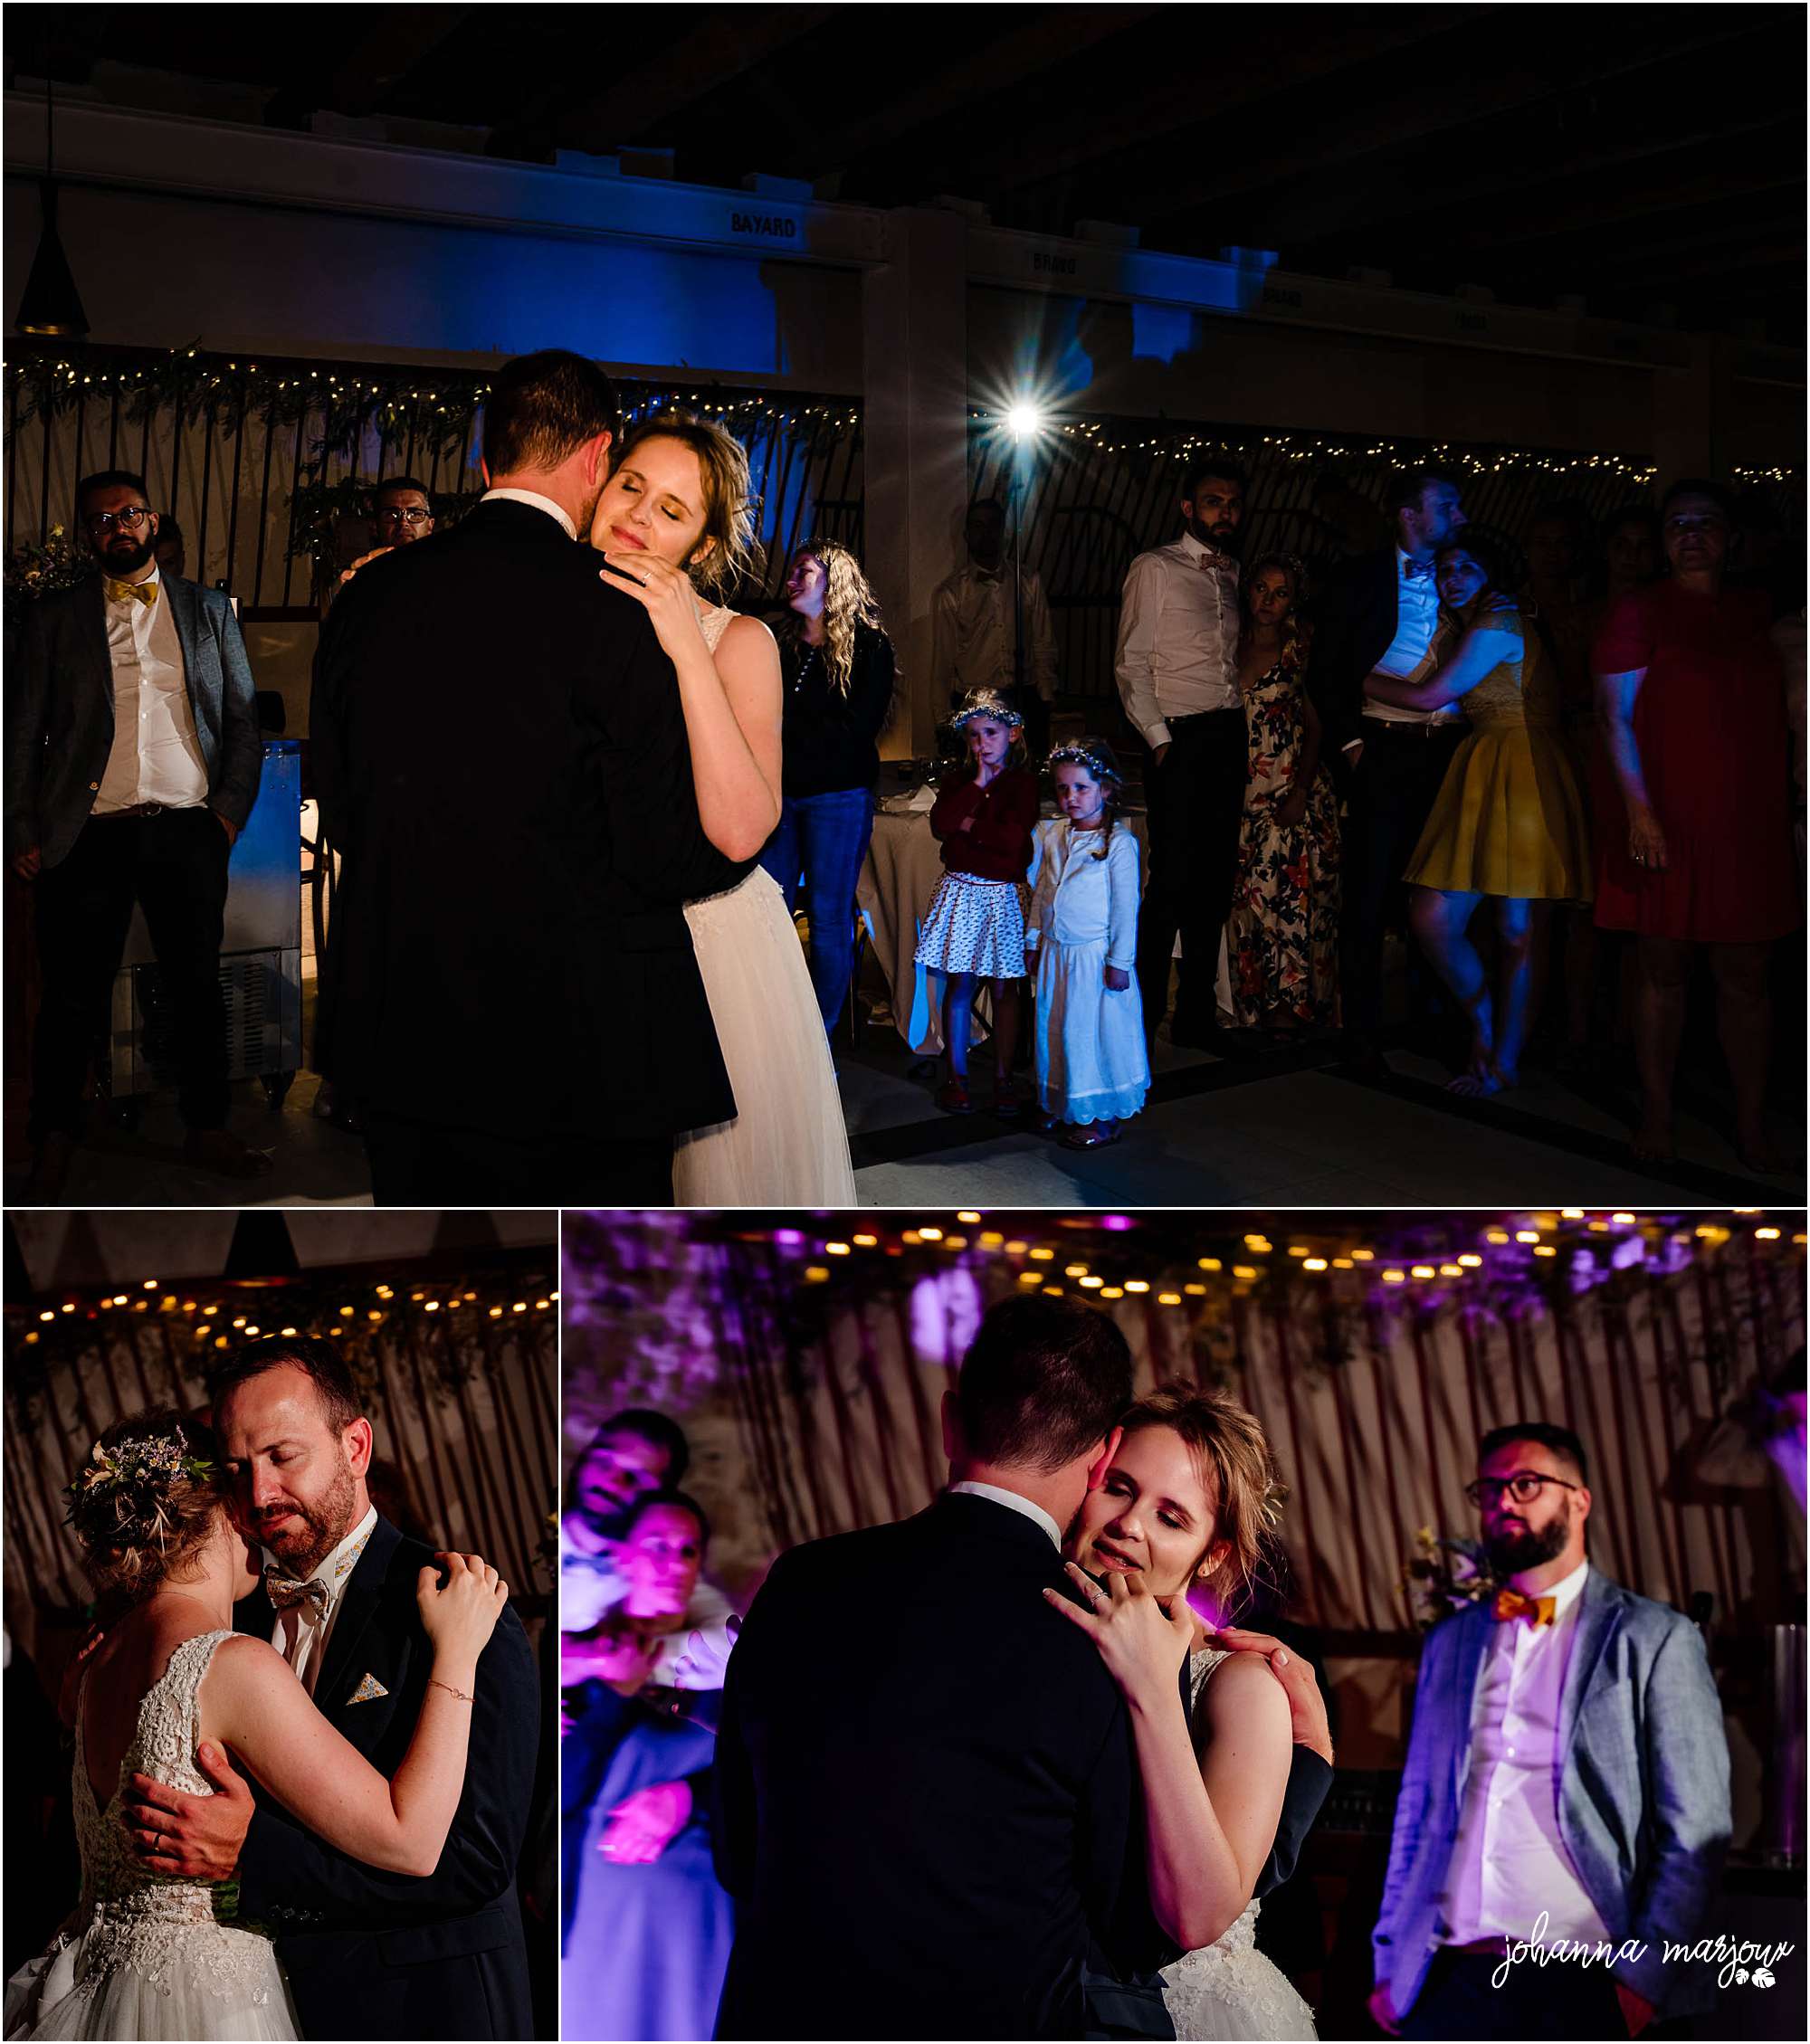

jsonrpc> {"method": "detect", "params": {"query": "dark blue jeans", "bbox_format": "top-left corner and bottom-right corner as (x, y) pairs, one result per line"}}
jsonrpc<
(757, 787), (875, 1033)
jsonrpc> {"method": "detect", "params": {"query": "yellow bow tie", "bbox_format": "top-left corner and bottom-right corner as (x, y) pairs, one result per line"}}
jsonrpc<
(105, 576), (157, 608)
(1493, 1588), (1557, 1629)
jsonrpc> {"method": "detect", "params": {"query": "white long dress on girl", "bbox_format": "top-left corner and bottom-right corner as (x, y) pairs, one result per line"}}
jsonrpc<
(672, 600), (859, 1204)
(1159, 1647), (1319, 2041)
(5, 1631), (299, 2041)
(1026, 819), (1149, 1126)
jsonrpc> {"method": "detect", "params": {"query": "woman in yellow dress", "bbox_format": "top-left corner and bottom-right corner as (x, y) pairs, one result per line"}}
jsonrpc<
(1364, 532), (1591, 1096)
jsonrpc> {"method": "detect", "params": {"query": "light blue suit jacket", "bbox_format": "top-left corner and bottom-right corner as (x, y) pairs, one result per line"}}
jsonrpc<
(1374, 1566), (1730, 2017)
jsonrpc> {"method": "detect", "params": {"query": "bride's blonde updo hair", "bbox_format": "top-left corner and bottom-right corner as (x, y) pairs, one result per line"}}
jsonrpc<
(611, 409), (757, 600)
(1117, 1385), (1287, 1615)
(64, 1409), (225, 1600)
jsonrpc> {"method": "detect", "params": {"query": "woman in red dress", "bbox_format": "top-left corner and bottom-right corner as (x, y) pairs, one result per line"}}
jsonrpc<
(1594, 479), (1799, 1173)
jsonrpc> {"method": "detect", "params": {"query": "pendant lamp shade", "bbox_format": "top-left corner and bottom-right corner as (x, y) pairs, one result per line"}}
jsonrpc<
(15, 178), (89, 337)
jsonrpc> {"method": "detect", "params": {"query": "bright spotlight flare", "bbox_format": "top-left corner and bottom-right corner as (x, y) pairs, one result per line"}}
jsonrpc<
(1005, 402), (1042, 440)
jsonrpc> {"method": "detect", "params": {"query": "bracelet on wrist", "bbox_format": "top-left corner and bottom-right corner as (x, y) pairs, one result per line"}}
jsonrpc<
(428, 1678), (474, 1704)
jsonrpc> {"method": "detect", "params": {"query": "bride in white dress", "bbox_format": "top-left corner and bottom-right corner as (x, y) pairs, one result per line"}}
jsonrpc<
(5, 1411), (507, 2042)
(588, 413), (857, 1204)
(1049, 1388), (1320, 2041)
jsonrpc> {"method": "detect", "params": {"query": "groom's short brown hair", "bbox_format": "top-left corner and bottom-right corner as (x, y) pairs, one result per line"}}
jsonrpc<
(482, 350), (620, 475)
(957, 1294), (1132, 1472)
(208, 1338), (361, 1433)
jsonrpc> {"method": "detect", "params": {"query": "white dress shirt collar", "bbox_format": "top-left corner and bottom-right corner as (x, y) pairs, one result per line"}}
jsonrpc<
(480, 486), (578, 542)
(948, 1479), (1062, 1549)
(1178, 528), (1234, 571)
(1518, 1554), (1590, 1617)
(263, 1502), (378, 1592)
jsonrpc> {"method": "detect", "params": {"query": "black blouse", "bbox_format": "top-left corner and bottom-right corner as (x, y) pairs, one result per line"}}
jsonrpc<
(776, 620), (897, 798)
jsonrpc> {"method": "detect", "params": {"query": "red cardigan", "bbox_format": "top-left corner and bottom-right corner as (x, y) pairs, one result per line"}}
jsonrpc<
(929, 766), (1040, 881)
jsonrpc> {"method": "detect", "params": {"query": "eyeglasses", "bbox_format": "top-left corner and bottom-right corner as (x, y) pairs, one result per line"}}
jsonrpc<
(375, 507), (432, 527)
(1464, 1472), (1584, 1508)
(85, 507), (151, 533)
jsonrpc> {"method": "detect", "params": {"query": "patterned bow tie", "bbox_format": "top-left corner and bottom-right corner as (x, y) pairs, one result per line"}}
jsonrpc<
(1493, 1587), (1557, 1629)
(264, 1567), (330, 1621)
(105, 575), (157, 607)
(1403, 557), (1436, 583)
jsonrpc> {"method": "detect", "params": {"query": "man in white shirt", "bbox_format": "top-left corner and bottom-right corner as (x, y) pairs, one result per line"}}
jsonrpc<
(932, 498), (1058, 756)
(1373, 1423), (1730, 2040)
(1113, 459), (1249, 1048)
(7, 469), (266, 1197)
(1309, 467), (1470, 1067)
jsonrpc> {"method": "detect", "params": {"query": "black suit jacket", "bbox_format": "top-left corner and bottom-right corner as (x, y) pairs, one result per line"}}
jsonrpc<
(1307, 547), (1406, 758)
(5, 571), (262, 870)
(309, 499), (737, 1143)
(231, 1516), (542, 2041)
(713, 1494), (1176, 2040)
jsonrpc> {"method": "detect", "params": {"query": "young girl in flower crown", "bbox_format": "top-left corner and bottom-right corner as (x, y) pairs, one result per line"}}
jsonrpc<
(1026, 739), (1150, 1147)
(917, 690), (1041, 1114)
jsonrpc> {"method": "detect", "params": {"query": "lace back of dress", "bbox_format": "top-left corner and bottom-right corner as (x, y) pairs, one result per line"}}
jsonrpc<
(1187, 1643), (1234, 1711)
(75, 1629), (233, 1917)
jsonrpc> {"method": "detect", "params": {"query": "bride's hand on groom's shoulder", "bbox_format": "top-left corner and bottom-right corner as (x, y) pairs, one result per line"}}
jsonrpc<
(1202, 1626), (1334, 1765)
(416, 1551), (509, 1668)
(597, 550), (705, 659)
(1043, 1560), (1195, 1711)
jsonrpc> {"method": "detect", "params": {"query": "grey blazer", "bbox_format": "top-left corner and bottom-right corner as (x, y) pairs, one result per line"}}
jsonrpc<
(5, 572), (262, 870)
(1373, 1566), (1731, 2018)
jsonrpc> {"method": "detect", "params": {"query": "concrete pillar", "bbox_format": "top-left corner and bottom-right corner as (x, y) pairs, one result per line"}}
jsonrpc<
(862, 207), (968, 756)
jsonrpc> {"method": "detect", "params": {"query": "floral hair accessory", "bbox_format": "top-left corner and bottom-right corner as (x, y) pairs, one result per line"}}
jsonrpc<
(64, 1424), (216, 1543)
(950, 689), (1023, 731)
(1046, 744), (1121, 782)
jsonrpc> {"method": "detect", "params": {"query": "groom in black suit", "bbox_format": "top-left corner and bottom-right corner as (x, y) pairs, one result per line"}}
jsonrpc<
(713, 1295), (1331, 2041)
(120, 1342), (541, 2040)
(310, 349), (735, 1203)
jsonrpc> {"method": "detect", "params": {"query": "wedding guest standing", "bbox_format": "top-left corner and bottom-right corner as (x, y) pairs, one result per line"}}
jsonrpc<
(932, 497), (1057, 756)
(1310, 466), (1469, 1071)
(1026, 739), (1148, 1148)
(1225, 556), (1339, 1036)
(916, 691), (1039, 1117)
(5, 469), (269, 1199)
(756, 539), (896, 1036)
(369, 476), (436, 550)
(562, 1491), (733, 2043)
(1367, 533), (1592, 1096)
(1593, 478), (1799, 1173)
(1371, 1423), (1729, 2042)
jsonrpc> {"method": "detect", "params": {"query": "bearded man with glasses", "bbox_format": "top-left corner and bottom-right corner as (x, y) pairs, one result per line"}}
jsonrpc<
(5, 468), (267, 1196)
(1371, 1421), (1730, 2041)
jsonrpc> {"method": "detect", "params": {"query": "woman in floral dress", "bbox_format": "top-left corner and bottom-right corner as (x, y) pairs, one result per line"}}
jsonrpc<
(1225, 556), (1339, 1032)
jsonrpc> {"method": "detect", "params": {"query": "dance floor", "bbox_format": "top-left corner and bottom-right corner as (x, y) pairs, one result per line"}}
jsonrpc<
(13, 1016), (1800, 1209)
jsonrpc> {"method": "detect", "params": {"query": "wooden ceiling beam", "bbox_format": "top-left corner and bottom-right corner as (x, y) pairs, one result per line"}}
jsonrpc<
(958, 8), (1494, 201)
(1134, 24), (1769, 225)
(803, 6), (1164, 178)
(329, 10), (474, 119)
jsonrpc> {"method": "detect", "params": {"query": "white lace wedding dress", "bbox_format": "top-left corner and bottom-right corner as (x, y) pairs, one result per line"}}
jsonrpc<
(5, 1630), (299, 2041)
(1159, 1648), (1319, 2041)
(672, 599), (858, 1204)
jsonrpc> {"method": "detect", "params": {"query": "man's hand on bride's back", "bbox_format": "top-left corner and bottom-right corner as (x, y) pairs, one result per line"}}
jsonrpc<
(416, 1551), (509, 1665)
(1204, 1626), (1333, 1765)
(122, 1742), (255, 1880)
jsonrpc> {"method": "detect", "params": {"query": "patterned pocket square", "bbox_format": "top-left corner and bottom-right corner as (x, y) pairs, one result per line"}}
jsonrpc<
(347, 1672), (389, 1705)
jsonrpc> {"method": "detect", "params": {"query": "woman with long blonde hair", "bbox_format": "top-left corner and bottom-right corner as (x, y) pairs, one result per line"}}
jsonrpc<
(589, 414), (856, 1202)
(756, 538), (897, 1036)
